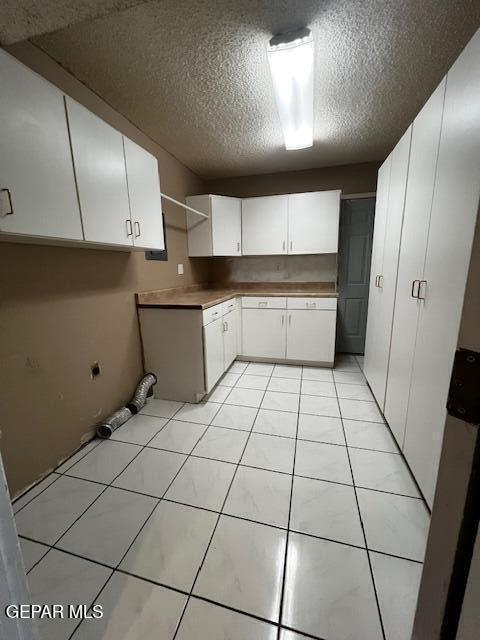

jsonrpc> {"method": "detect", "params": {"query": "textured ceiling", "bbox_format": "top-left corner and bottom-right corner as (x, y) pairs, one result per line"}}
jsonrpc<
(0, 1), (147, 45)
(13, 1), (480, 177)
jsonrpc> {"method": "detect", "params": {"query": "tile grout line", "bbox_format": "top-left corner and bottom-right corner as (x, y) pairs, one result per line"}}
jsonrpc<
(58, 462), (424, 508)
(110, 432), (403, 457)
(65, 399), (214, 640)
(64, 409), (188, 640)
(13, 404), (184, 515)
(20, 360), (420, 640)
(171, 362), (279, 639)
(333, 373), (387, 640)
(19, 496), (425, 568)
(276, 365), (301, 640)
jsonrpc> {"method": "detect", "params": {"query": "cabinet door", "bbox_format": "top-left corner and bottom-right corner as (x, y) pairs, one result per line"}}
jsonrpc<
(223, 310), (238, 369)
(66, 97), (132, 246)
(186, 195), (212, 256)
(364, 127), (412, 409)
(403, 30), (480, 507)
(203, 317), (225, 393)
(212, 196), (242, 256)
(286, 310), (336, 363)
(0, 51), (82, 240)
(242, 196), (288, 255)
(288, 190), (340, 254)
(123, 137), (164, 250)
(363, 157), (391, 395)
(385, 79), (446, 448)
(242, 309), (286, 358)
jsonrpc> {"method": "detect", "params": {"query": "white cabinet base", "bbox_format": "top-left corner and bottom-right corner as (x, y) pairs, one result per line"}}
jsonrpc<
(286, 310), (336, 364)
(236, 355), (335, 367)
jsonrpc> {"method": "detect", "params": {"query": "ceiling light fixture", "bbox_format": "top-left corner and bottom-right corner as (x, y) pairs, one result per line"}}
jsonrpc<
(267, 27), (314, 151)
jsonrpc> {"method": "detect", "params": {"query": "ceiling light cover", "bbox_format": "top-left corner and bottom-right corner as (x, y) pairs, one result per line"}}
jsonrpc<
(267, 28), (314, 150)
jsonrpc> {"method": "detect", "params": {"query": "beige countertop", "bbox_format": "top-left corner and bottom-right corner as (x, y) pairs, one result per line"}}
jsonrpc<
(136, 282), (337, 309)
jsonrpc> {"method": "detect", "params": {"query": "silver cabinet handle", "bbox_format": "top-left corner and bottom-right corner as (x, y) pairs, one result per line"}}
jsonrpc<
(290, 240), (293, 251)
(258, 301), (267, 307)
(134, 221), (141, 237)
(237, 241), (240, 252)
(225, 321), (229, 331)
(411, 280), (420, 298)
(281, 314), (284, 325)
(211, 311), (219, 317)
(418, 280), (427, 300)
(0, 188), (14, 217)
(306, 302), (316, 309)
(376, 274), (384, 288)
(288, 314), (292, 326)
(126, 219), (133, 237)
(282, 240), (286, 251)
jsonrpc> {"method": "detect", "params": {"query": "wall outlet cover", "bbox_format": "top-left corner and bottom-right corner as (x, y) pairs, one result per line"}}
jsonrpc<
(177, 263), (184, 275)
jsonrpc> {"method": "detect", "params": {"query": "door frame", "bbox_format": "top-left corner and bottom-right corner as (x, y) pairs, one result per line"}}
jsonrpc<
(336, 192), (376, 354)
(0, 453), (39, 640)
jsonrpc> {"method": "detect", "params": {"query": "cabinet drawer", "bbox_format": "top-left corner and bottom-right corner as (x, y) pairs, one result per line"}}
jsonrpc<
(287, 297), (337, 310)
(202, 303), (223, 326)
(242, 296), (287, 309)
(222, 298), (239, 315)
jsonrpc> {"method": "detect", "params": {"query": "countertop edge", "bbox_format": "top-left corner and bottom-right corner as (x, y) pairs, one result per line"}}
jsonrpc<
(137, 289), (338, 310)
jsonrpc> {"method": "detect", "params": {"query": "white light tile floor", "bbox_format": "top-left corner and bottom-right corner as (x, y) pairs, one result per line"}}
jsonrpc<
(14, 359), (430, 640)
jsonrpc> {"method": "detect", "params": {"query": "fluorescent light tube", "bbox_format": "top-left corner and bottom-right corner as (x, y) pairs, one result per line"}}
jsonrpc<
(267, 28), (314, 150)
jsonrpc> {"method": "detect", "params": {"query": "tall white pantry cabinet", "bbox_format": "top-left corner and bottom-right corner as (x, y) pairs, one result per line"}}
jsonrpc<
(364, 29), (480, 507)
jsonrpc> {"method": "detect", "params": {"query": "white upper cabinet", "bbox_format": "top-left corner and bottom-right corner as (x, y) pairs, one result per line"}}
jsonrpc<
(212, 196), (241, 255)
(0, 50), (82, 240)
(186, 194), (241, 256)
(123, 137), (164, 251)
(66, 97), (132, 247)
(190, 191), (341, 257)
(242, 195), (289, 255)
(287, 190), (340, 254)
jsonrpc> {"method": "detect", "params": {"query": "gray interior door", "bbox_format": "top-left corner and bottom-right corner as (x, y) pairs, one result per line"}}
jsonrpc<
(336, 197), (375, 354)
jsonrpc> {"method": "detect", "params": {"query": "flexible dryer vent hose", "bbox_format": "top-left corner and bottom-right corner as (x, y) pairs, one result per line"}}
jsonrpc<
(96, 372), (157, 438)
(127, 372), (157, 414)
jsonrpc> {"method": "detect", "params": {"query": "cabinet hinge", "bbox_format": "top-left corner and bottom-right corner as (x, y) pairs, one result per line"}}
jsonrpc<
(446, 349), (480, 425)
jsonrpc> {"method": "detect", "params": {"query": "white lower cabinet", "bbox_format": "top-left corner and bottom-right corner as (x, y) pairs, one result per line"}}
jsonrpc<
(241, 297), (337, 364)
(242, 309), (286, 359)
(223, 309), (238, 370)
(203, 301), (239, 393)
(286, 310), (336, 363)
(203, 317), (225, 393)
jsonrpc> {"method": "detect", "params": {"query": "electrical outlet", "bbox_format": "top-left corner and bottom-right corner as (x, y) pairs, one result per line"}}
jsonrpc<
(90, 362), (101, 379)
(177, 263), (184, 275)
